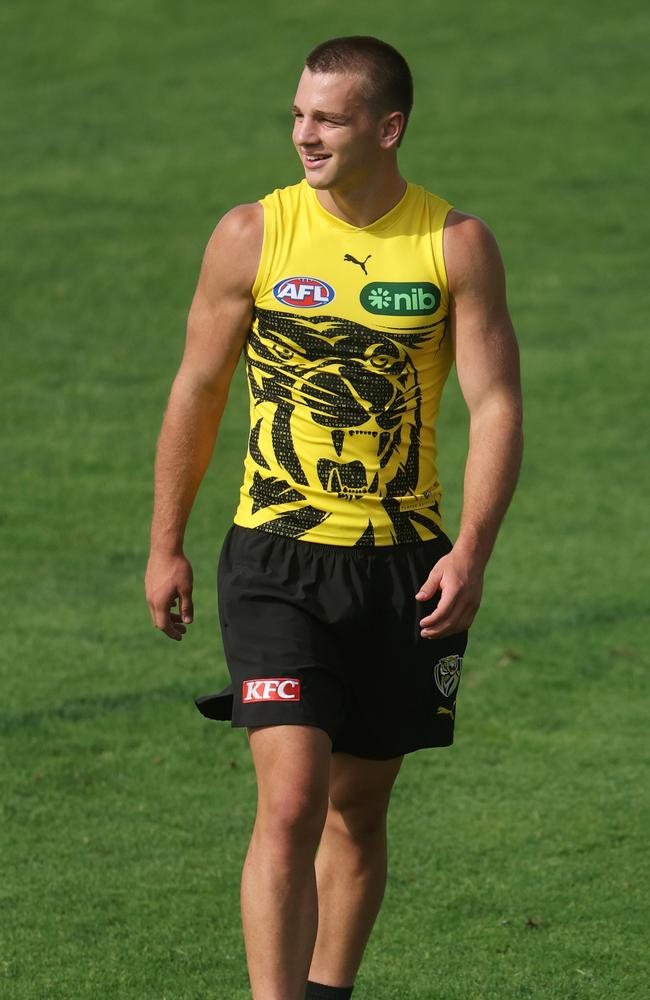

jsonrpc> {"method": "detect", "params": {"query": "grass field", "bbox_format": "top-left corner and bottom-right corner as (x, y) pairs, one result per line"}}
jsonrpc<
(2, 1), (649, 997)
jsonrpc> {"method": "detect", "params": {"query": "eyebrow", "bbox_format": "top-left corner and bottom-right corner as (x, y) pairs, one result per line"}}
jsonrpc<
(291, 105), (349, 123)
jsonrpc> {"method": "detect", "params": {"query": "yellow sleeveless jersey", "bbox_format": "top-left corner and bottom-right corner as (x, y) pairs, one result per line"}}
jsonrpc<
(233, 179), (454, 547)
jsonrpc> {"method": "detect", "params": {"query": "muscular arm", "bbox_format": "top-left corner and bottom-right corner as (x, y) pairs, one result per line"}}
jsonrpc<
(417, 211), (523, 637)
(145, 203), (263, 639)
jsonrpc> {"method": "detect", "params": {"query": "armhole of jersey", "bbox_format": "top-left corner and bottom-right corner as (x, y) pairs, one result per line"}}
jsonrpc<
(433, 199), (453, 310)
(251, 197), (276, 302)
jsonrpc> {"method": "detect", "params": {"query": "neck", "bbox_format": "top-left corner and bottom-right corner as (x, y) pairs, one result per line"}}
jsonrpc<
(315, 169), (407, 228)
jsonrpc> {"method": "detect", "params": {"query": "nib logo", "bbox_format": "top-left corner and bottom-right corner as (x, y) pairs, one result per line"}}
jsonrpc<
(360, 282), (441, 316)
(242, 678), (301, 703)
(367, 287), (392, 310)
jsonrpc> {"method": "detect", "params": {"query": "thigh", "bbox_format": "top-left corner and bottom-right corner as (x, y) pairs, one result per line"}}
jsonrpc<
(329, 752), (403, 813)
(249, 725), (333, 823)
(323, 753), (403, 843)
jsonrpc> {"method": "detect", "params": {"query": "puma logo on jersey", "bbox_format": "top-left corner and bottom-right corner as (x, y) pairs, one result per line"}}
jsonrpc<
(344, 253), (372, 275)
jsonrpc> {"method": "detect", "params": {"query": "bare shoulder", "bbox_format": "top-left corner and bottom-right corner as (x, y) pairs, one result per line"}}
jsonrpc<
(212, 201), (264, 245)
(443, 209), (506, 297)
(200, 201), (264, 298)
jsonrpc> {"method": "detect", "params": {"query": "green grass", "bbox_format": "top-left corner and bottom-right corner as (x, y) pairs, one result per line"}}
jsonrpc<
(2, 1), (649, 997)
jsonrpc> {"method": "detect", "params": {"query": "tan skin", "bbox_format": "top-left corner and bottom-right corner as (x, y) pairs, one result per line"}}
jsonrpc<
(145, 201), (261, 640)
(145, 67), (522, 999)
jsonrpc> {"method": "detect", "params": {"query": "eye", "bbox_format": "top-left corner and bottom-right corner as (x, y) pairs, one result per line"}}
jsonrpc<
(366, 343), (397, 368)
(370, 354), (393, 369)
(272, 343), (294, 360)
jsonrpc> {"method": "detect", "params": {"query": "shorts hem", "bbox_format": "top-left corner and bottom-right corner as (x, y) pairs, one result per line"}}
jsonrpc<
(331, 737), (454, 760)
(230, 717), (337, 744)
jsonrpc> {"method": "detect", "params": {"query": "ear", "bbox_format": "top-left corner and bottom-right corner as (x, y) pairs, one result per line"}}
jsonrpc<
(378, 111), (405, 150)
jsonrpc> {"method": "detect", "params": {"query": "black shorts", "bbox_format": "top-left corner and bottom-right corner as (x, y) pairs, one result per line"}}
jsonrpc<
(195, 525), (469, 760)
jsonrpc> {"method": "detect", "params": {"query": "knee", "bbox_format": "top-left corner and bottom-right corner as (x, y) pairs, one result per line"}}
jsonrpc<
(328, 795), (389, 848)
(255, 786), (328, 857)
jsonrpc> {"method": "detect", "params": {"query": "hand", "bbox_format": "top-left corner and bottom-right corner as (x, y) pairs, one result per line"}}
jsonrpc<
(145, 551), (194, 641)
(415, 548), (484, 639)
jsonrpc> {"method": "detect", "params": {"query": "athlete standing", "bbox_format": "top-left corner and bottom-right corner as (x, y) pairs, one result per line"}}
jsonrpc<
(145, 37), (523, 1000)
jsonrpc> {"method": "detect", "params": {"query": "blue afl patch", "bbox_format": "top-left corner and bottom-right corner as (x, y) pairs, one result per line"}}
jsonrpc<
(272, 276), (335, 309)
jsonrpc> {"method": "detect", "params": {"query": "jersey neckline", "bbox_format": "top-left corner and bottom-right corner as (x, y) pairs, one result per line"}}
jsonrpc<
(305, 180), (416, 234)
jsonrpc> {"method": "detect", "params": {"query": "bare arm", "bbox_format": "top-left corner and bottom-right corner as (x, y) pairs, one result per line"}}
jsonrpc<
(145, 203), (263, 639)
(417, 211), (523, 638)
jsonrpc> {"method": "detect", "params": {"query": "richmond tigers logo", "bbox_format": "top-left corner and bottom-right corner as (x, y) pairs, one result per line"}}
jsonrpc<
(244, 307), (447, 546)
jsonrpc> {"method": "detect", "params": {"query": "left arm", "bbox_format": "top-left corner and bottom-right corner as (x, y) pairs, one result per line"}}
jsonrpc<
(417, 210), (523, 638)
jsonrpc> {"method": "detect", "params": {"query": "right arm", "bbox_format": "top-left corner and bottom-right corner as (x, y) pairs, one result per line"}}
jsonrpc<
(144, 203), (263, 640)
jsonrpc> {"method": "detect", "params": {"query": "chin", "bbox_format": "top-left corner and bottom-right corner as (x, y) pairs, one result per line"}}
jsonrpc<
(303, 173), (333, 190)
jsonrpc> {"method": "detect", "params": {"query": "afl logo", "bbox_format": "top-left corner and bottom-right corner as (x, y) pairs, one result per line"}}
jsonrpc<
(273, 276), (335, 308)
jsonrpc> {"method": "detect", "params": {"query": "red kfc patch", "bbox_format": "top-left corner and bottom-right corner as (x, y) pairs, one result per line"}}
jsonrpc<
(242, 678), (301, 703)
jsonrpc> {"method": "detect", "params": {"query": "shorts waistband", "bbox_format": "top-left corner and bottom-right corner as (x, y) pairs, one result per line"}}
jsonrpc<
(228, 523), (451, 558)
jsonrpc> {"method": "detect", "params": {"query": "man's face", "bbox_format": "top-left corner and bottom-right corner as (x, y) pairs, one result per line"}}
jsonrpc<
(291, 68), (383, 191)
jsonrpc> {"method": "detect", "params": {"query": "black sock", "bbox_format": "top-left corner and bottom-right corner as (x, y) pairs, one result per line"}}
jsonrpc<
(305, 982), (354, 999)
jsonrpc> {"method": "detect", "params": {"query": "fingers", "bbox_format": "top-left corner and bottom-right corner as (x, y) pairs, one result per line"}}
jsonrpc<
(180, 589), (194, 624)
(415, 562), (444, 602)
(158, 606), (188, 641)
(420, 583), (455, 624)
(419, 579), (480, 638)
(145, 553), (194, 642)
(148, 593), (192, 641)
(420, 593), (473, 638)
(170, 612), (188, 634)
(416, 553), (482, 638)
(149, 598), (182, 641)
(164, 599), (193, 640)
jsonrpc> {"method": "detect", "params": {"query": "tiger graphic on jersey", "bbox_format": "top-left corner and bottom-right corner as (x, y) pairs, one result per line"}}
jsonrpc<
(242, 306), (447, 546)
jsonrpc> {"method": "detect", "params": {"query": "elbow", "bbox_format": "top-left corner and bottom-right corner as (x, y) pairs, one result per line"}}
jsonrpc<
(168, 370), (228, 421)
(471, 389), (523, 431)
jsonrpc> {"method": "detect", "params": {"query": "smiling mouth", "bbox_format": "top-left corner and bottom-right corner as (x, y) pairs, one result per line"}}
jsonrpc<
(303, 153), (331, 165)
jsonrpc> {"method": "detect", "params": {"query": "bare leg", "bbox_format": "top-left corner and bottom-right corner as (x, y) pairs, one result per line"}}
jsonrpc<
(241, 725), (332, 1000)
(308, 752), (403, 988)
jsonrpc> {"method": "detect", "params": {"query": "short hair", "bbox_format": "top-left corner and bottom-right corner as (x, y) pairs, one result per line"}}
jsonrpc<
(305, 36), (414, 145)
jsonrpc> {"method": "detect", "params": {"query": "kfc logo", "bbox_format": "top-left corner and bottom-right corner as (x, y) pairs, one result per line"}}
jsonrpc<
(242, 678), (301, 703)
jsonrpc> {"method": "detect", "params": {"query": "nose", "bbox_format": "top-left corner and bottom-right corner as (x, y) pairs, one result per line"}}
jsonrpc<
(293, 115), (318, 147)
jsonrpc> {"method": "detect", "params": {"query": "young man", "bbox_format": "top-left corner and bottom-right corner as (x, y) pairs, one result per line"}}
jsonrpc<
(145, 37), (522, 1000)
